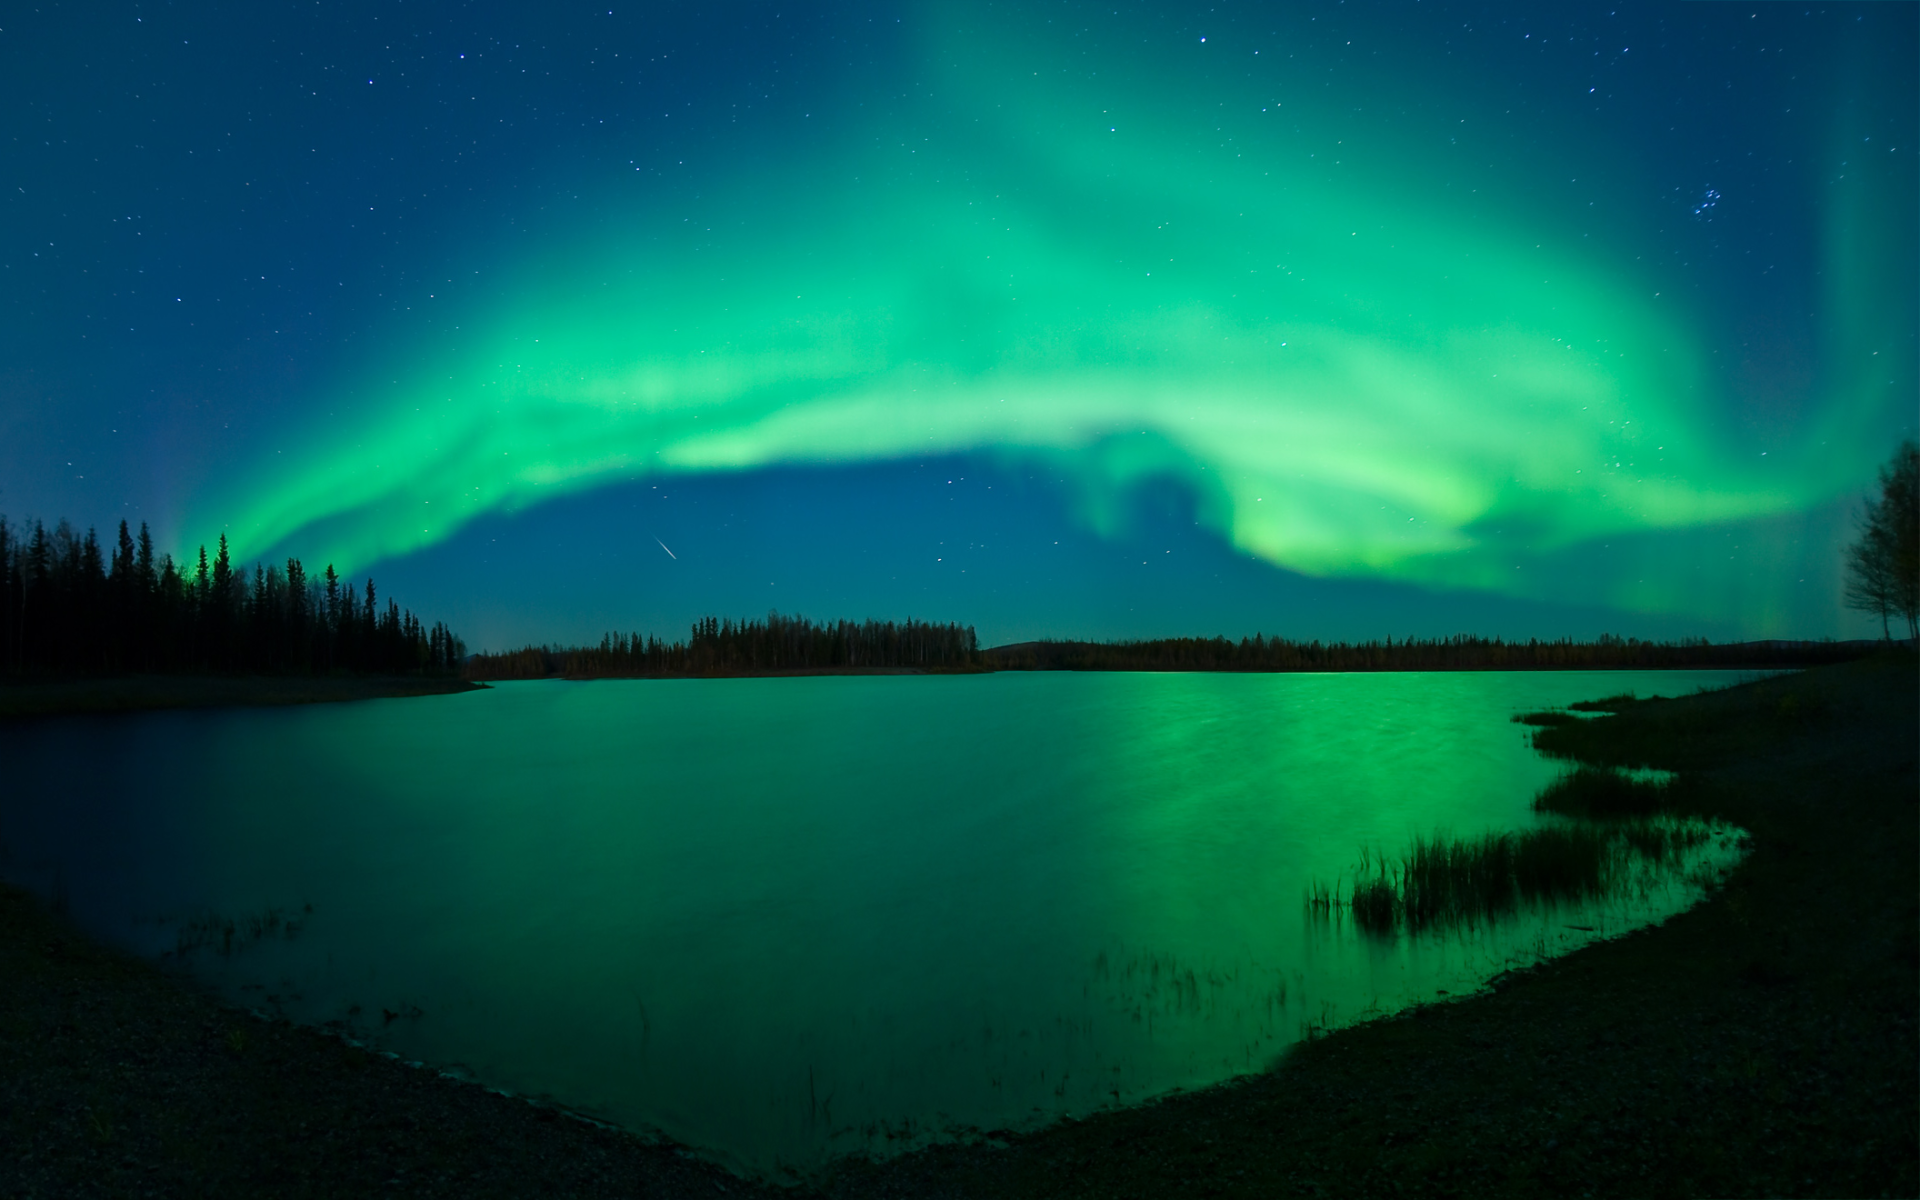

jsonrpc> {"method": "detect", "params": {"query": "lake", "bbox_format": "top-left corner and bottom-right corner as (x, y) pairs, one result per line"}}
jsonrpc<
(0, 670), (1751, 1172)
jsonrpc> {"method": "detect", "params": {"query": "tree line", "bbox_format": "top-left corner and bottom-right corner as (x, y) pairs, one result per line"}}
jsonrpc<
(468, 618), (1876, 681)
(465, 612), (982, 679)
(979, 632), (1875, 673)
(0, 516), (464, 677)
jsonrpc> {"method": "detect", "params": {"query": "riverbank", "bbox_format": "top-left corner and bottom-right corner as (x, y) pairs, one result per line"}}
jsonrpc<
(0, 882), (775, 1199)
(0, 674), (485, 720)
(818, 651), (1918, 1198)
(1, 655), (1912, 1197)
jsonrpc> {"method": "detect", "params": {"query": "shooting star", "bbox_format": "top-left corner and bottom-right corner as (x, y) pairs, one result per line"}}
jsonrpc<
(654, 537), (677, 561)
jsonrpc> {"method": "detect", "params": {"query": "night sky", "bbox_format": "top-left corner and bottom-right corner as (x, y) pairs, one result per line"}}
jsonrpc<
(3, 1), (1913, 650)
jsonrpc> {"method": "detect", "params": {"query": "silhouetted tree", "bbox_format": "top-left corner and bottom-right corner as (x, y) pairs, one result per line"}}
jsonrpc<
(1845, 441), (1920, 641)
(464, 617), (1865, 681)
(0, 515), (463, 679)
(470, 612), (981, 679)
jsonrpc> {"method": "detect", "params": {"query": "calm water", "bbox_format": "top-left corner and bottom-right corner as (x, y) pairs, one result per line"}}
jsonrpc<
(0, 671), (1749, 1171)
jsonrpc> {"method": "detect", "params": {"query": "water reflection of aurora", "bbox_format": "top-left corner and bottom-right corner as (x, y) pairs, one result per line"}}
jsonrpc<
(197, 4), (1914, 629)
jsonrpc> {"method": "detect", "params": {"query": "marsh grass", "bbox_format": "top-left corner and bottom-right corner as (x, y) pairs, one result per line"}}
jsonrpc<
(1530, 675), (1834, 773)
(1532, 766), (1671, 818)
(1327, 818), (1718, 937)
(1342, 828), (1614, 934)
(1304, 880), (1339, 920)
(1619, 820), (1711, 866)
(1568, 692), (1647, 713)
(1512, 710), (1582, 728)
(1509, 826), (1612, 901)
(1324, 683), (1764, 938)
(1349, 875), (1398, 931)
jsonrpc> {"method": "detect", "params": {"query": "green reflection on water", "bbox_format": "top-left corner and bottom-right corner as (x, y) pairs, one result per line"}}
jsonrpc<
(25, 671), (1749, 1171)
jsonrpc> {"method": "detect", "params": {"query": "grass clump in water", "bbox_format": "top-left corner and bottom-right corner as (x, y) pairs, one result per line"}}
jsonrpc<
(1342, 827), (1617, 936)
(1568, 692), (1648, 713)
(1512, 710), (1582, 728)
(1510, 826), (1612, 901)
(1328, 815), (1726, 937)
(1619, 820), (1711, 866)
(1533, 766), (1670, 819)
(1349, 874), (1399, 931)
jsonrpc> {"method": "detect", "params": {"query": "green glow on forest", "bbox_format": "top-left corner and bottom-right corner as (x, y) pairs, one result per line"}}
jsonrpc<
(195, 6), (1908, 625)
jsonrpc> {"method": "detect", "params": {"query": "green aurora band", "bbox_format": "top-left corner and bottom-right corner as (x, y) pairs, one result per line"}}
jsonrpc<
(198, 8), (1912, 629)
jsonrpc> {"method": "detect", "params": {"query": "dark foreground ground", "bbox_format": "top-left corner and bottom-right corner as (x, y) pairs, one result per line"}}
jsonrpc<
(2, 655), (1914, 1198)
(0, 674), (484, 719)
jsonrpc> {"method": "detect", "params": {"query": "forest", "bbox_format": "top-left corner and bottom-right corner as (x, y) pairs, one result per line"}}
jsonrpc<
(0, 517), (463, 677)
(465, 612), (982, 679)
(2, 513), (1884, 685)
(466, 618), (1873, 681)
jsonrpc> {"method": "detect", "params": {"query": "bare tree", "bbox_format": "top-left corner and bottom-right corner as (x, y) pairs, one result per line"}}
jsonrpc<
(1844, 440), (1919, 641)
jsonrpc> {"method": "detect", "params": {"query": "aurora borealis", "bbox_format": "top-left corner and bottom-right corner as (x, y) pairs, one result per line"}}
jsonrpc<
(4, 2), (1913, 645)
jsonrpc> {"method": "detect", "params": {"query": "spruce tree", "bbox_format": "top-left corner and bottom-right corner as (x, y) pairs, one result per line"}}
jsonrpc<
(136, 523), (156, 592)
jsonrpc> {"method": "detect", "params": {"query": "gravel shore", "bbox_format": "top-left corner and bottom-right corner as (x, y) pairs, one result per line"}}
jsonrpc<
(3, 655), (1913, 1198)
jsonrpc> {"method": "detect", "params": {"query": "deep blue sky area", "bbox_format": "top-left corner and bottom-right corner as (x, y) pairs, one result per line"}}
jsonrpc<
(3, 1), (1913, 649)
(377, 453), (1770, 650)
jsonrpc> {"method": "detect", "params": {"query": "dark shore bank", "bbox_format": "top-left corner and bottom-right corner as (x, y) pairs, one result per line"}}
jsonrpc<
(470, 629), (1879, 682)
(2, 655), (1914, 1198)
(0, 675), (484, 720)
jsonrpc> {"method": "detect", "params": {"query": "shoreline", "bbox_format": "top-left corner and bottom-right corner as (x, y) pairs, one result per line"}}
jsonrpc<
(0, 674), (486, 720)
(2, 654), (1913, 1197)
(482, 659), (1830, 683)
(3, 663), (1795, 720)
(821, 651), (1918, 1197)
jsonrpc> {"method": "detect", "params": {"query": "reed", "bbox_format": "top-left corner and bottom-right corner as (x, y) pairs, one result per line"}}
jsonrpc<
(1532, 766), (1670, 818)
(1305, 880), (1338, 916)
(1349, 876), (1399, 933)
(1568, 692), (1644, 712)
(1618, 819), (1710, 865)
(1512, 710), (1582, 727)
(1510, 826), (1611, 900)
(1335, 825), (1622, 936)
